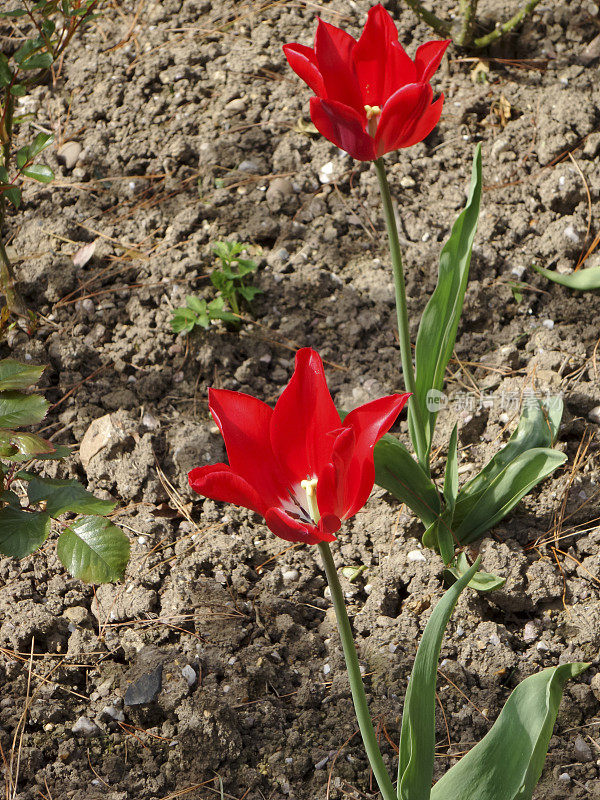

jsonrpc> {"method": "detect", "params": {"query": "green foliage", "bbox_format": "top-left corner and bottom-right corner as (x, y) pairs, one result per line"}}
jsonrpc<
(171, 241), (261, 335)
(0, 358), (129, 583)
(533, 262), (600, 291)
(398, 558), (587, 800)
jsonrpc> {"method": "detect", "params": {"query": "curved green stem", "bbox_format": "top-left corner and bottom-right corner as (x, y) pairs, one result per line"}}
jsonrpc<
(473, 0), (543, 48)
(402, 0), (451, 37)
(374, 158), (428, 470)
(317, 542), (396, 800)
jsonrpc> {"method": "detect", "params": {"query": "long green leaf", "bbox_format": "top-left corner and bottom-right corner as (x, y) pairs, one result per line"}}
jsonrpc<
(410, 145), (482, 459)
(397, 559), (480, 800)
(57, 516), (129, 583)
(452, 397), (562, 530)
(533, 262), (600, 291)
(27, 477), (116, 517)
(374, 434), (441, 526)
(454, 448), (566, 545)
(430, 662), (589, 800)
(0, 507), (50, 558)
(0, 391), (49, 427)
(0, 359), (44, 391)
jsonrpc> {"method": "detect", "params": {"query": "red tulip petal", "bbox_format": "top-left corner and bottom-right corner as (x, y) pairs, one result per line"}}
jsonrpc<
(270, 348), (342, 485)
(339, 393), (410, 519)
(316, 427), (356, 518)
(208, 388), (284, 508)
(188, 464), (267, 517)
(265, 507), (337, 544)
(375, 82), (432, 156)
(353, 5), (416, 105)
(310, 97), (376, 161)
(400, 93), (444, 149)
(414, 39), (450, 83)
(283, 43), (325, 97)
(314, 18), (363, 114)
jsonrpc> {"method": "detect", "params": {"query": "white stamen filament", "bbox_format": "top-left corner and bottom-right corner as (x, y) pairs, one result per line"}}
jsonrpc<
(300, 478), (320, 524)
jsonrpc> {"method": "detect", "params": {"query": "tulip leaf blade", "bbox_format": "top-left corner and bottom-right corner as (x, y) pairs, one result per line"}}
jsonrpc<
(533, 262), (600, 291)
(374, 433), (441, 526)
(410, 144), (482, 462)
(444, 552), (505, 592)
(397, 558), (480, 800)
(453, 448), (566, 545)
(430, 662), (589, 800)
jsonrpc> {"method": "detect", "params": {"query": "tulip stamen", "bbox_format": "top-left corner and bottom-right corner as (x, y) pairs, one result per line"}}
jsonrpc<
(300, 477), (320, 524)
(364, 105), (382, 138)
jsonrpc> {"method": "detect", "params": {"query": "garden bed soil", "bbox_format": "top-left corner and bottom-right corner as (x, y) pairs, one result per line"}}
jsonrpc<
(1, 1), (600, 798)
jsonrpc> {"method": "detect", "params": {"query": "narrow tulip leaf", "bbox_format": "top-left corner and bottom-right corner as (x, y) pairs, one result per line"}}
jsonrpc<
(410, 145), (482, 461)
(533, 262), (600, 291)
(57, 516), (130, 583)
(374, 434), (441, 526)
(0, 507), (51, 558)
(397, 558), (480, 800)
(454, 448), (566, 545)
(0, 391), (49, 428)
(443, 424), (458, 511)
(444, 552), (506, 592)
(423, 510), (455, 565)
(430, 662), (590, 800)
(27, 477), (116, 518)
(452, 397), (562, 532)
(0, 358), (44, 391)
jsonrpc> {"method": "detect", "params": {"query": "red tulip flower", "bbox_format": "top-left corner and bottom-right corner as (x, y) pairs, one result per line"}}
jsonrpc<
(189, 349), (409, 545)
(283, 4), (449, 161)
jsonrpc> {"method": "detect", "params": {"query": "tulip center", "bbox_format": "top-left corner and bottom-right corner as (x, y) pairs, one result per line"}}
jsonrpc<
(364, 104), (382, 138)
(300, 477), (320, 524)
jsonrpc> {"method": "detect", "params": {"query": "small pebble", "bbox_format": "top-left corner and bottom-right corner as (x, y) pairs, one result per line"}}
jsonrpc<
(523, 621), (539, 643)
(182, 665), (197, 687)
(407, 549), (426, 563)
(574, 735), (593, 763)
(589, 406), (600, 424)
(323, 663), (331, 676)
(72, 716), (102, 737)
(558, 773), (571, 783)
(57, 140), (82, 169)
(282, 568), (299, 584)
(511, 265), (525, 279)
(314, 755), (329, 770)
(542, 319), (554, 330)
(536, 640), (549, 652)
(318, 161), (335, 184)
(564, 225), (580, 243)
(488, 633), (500, 646)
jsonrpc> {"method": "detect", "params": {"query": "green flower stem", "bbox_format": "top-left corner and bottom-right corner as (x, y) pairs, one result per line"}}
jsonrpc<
(472, 0), (543, 49)
(401, 0), (451, 37)
(374, 157), (428, 470)
(317, 541), (396, 800)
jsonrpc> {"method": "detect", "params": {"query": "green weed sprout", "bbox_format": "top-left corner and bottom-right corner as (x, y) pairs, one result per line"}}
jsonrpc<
(171, 241), (261, 334)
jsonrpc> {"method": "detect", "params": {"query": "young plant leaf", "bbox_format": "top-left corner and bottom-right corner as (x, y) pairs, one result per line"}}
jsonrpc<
(0, 391), (49, 427)
(22, 164), (54, 183)
(444, 552), (506, 592)
(57, 516), (130, 583)
(374, 434), (441, 526)
(430, 662), (590, 800)
(4, 185), (21, 208)
(29, 132), (54, 158)
(0, 359), (45, 391)
(533, 262), (600, 291)
(20, 52), (54, 71)
(410, 145), (482, 463)
(397, 558), (480, 800)
(453, 448), (566, 545)
(7, 432), (56, 458)
(0, 507), (51, 558)
(27, 477), (116, 517)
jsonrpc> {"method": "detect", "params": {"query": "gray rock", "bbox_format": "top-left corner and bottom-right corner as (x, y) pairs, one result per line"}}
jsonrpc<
(72, 716), (102, 737)
(57, 141), (82, 169)
(574, 735), (593, 763)
(181, 665), (197, 687)
(124, 664), (163, 706)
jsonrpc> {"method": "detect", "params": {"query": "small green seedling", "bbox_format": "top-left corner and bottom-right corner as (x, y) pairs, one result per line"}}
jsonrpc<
(0, 358), (129, 583)
(171, 241), (261, 334)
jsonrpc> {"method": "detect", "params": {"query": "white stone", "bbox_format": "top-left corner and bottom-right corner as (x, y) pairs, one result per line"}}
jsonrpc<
(542, 319), (555, 330)
(407, 550), (426, 563)
(181, 665), (197, 687)
(57, 141), (82, 169)
(318, 161), (335, 184)
(72, 716), (102, 737)
(589, 406), (600, 424)
(564, 225), (580, 243)
(282, 568), (299, 584)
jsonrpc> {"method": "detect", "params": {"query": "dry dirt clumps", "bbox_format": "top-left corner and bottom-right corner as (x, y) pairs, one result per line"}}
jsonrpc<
(1, 1), (600, 798)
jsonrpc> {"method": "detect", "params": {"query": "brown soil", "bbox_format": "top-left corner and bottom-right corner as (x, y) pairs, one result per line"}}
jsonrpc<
(1, 1), (600, 798)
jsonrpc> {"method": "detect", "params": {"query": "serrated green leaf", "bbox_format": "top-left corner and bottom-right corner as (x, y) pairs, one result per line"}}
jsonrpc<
(20, 52), (54, 71)
(0, 359), (44, 391)
(4, 185), (21, 208)
(10, 84), (27, 97)
(0, 55), (12, 86)
(0, 391), (48, 427)
(29, 132), (54, 158)
(0, 167), (8, 184)
(410, 145), (482, 464)
(374, 434), (441, 526)
(237, 285), (262, 302)
(57, 516), (130, 583)
(533, 262), (600, 291)
(430, 662), (589, 800)
(6, 432), (56, 457)
(16, 146), (30, 170)
(185, 295), (207, 315)
(397, 558), (480, 800)
(0, 507), (50, 558)
(22, 163), (54, 183)
(28, 477), (116, 517)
